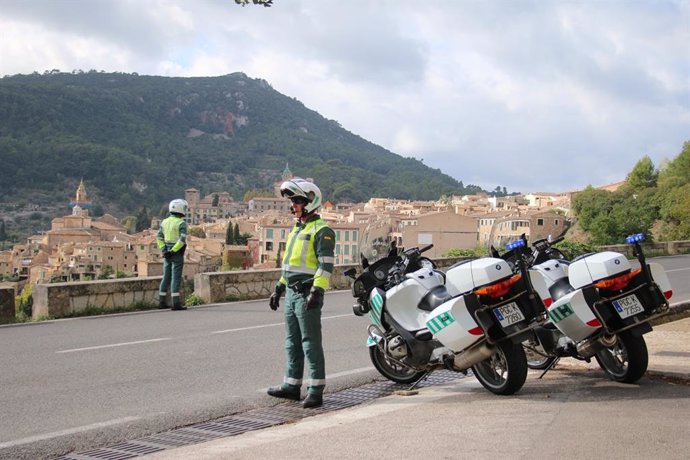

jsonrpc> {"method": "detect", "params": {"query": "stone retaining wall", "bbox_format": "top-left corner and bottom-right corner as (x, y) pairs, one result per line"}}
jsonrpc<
(194, 257), (466, 304)
(599, 240), (690, 257)
(31, 277), (183, 320)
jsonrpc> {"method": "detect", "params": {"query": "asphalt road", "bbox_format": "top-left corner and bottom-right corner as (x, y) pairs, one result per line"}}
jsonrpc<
(0, 255), (688, 459)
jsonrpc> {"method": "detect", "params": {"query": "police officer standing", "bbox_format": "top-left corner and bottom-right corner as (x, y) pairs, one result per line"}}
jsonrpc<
(267, 178), (335, 408)
(157, 199), (189, 311)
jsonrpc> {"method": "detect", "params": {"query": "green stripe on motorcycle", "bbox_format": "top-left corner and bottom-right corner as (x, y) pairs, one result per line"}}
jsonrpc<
(548, 303), (574, 323)
(426, 311), (456, 334)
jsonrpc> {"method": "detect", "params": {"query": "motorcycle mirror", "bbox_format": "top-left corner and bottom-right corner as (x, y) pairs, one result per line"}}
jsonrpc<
(343, 267), (357, 279)
(361, 254), (369, 269)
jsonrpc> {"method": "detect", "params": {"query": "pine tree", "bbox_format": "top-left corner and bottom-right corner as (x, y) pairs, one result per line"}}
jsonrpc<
(225, 221), (233, 244)
(233, 223), (240, 244)
(0, 219), (6, 241)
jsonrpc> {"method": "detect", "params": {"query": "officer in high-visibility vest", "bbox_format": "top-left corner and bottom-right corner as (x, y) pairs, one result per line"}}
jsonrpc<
(267, 178), (335, 408)
(157, 199), (188, 311)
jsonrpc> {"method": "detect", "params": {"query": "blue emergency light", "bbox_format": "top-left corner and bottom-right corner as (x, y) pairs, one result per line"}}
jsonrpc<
(626, 233), (645, 244)
(506, 239), (525, 250)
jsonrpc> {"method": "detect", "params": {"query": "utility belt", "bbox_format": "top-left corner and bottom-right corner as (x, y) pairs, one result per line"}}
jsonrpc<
(288, 279), (313, 295)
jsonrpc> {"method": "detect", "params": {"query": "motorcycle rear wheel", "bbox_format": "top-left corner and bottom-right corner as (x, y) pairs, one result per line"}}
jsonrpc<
(594, 332), (648, 383)
(472, 341), (528, 395)
(369, 346), (426, 384)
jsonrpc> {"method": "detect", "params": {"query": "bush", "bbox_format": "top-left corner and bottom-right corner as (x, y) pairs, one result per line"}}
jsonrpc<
(553, 239), (596, 259)
(15, 284), (32, 320)
(185, 293), (204, 306)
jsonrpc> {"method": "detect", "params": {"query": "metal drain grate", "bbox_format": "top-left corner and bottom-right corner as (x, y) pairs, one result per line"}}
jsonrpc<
(58, 370), (465, 460)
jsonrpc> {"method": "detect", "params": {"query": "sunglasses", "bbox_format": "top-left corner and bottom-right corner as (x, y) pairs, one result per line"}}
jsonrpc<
(290, 196), (309, 205)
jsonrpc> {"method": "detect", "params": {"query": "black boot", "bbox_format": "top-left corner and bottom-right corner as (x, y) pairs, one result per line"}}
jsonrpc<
(158, 295), (167, 309)
(171, 298), (186, 311)
(267, 386), (300, 401)
(302, 394), (323, 408)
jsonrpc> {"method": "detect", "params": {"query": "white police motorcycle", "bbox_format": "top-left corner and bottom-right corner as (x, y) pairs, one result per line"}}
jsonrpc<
(496, 233), (673, 383)
(344, 242), (551, 395)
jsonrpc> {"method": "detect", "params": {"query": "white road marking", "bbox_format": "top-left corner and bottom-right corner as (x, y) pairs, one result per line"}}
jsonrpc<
(56, 338), (171, 353)
(0, 416), (140, 449)
(212, 313), (353, 335)
(666, 267), (690, 272)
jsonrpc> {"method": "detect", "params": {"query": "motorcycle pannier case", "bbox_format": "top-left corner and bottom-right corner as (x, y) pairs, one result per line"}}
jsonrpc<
(426, 297), (483, 352)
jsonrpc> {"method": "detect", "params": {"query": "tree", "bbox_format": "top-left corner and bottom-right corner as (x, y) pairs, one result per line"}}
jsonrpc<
(625, 155), (658, 190)
(212, 194), (219, 207)
(233, 223), (240, 244)
(0, 219), (6, 241)
(121, 216), (137, 234)
(225, 221), (233, 244)
(275, 245), (282, 268)
(135, 206), (151, 232)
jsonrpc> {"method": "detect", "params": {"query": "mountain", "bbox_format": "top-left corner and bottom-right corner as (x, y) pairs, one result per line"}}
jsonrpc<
(0, 71), (478, 229)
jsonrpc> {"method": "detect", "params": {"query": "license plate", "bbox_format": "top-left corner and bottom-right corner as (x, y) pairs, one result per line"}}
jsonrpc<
(493, 302), (525, 327)
(612, 294), (645, 319)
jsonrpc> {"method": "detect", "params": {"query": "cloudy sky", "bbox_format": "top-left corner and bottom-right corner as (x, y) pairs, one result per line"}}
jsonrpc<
(1, 0), (688, 193)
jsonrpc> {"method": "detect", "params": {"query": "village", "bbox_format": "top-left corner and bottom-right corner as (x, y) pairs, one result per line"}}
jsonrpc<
(0, 164), (593, 288)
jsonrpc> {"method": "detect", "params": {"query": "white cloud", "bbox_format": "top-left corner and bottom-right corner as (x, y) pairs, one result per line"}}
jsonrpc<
(0, 0), (688, 193)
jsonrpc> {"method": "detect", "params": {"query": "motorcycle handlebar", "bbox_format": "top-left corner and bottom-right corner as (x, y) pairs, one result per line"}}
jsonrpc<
(419, 244), (433, 254)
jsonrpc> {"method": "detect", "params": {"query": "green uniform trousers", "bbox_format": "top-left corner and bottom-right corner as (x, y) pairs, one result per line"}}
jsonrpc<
(282, 287), (326, 396)
(159, 251), (184, 307)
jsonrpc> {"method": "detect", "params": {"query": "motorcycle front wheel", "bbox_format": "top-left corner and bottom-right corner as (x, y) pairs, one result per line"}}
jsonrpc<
(594, 332), (648, 383)
(472, 341), (528, 395)
(369, 346), (426, 384)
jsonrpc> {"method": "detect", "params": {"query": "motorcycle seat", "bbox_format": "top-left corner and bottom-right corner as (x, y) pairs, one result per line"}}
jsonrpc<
(414, 329), (433, 341)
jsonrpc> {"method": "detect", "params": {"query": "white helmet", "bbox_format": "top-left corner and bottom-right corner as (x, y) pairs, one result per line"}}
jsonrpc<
(169, 199), (188, 215)
(280, 178), (322, 214)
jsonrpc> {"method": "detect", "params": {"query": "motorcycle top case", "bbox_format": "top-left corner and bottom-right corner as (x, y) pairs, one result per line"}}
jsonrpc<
(568, 251), (630, 290)
(547, 288), (600, 342)
(425, 296), (483, 352)
(445, 257), (512, 297)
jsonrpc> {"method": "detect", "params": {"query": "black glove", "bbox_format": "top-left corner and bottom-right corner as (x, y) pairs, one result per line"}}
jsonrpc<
(163, 249), (174, 260)
(269, 283), (285, 311)
(306, 286), (324, 310)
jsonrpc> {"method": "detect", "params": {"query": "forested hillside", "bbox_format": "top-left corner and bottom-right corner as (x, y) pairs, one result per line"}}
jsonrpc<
(572, 141), (690, 244)
(0, 71), (478, 222)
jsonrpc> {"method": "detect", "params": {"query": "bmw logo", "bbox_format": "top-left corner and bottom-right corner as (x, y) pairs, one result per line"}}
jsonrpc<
(495, 264), (502, 271)
(614, 259), (620, 265)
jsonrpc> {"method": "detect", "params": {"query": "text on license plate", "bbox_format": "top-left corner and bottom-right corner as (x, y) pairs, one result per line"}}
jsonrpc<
(493, 302), (525, 327)
(612, 294), (645, 319)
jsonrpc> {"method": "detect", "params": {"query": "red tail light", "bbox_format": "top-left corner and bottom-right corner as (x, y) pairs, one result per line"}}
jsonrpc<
(543, 297), (553, 308)
(474, 274), (522, 299)
(594, 268), (641, 291)
(664, 290), (673, 299)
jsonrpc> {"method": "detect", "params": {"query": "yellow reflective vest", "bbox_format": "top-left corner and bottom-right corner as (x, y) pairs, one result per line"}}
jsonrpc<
(156, 215), (187, 253)
(279, 216), (335, 290)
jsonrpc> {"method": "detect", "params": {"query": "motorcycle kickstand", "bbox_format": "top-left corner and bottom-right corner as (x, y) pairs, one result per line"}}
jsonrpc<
(407, 370), (433, 391)
(537, 357), (560, 380)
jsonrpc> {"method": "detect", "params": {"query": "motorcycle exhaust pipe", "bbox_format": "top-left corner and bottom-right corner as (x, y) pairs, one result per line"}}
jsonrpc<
(576, 334), (617, 358)
(452, 343), (494, 371)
